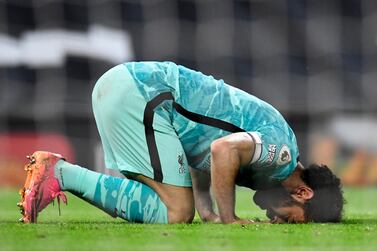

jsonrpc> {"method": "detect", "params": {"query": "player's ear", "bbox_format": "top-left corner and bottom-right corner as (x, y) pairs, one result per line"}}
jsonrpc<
(292, 185), (314, 201)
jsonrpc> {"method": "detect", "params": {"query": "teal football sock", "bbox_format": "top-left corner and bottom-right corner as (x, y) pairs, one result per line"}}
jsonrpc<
(54, 160), (168, 223)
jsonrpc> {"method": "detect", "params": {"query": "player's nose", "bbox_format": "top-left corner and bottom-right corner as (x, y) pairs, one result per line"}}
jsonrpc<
(270, 216), (285, 224)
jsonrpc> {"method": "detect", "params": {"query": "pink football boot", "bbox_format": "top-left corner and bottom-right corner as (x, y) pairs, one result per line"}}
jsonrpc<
(17, 151), (67, 223)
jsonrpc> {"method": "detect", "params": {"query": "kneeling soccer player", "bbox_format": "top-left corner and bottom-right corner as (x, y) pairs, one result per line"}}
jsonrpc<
(18, 62), (344, 224)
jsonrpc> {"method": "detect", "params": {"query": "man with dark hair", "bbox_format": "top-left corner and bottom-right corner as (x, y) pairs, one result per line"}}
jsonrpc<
(252, 164), (344, 223)
(18, 62), (344, 224)
(301, 164), (344, 222)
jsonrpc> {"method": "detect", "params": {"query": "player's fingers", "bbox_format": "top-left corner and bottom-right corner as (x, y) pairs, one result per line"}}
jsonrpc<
(231, 218), (255, 224)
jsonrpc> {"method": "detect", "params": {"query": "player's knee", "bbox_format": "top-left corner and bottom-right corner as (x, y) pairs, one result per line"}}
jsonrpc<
(167, 201), (195, 224)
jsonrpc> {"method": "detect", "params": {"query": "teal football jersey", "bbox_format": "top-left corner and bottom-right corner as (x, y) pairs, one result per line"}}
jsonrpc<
(124, 61), (299, 189)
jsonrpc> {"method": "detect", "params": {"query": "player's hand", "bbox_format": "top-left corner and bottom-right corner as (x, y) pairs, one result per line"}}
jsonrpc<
(231, 218), (255, 224)
(202, 213), (221, 223)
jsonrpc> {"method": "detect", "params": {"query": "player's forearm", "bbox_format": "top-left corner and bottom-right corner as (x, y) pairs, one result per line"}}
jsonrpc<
(190, 167), (219, 222)
(212, 180), (236, 223)
(210, 140), (240, 223)
(194, 192), (218, 222)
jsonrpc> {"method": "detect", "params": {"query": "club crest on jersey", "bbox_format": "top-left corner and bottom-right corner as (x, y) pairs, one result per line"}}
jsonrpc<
(178, 153), (186, 174)
(277, 145), (291, 166)
(267, 144), (277, 163)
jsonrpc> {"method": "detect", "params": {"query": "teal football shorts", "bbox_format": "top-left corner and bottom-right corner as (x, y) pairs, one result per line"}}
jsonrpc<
(91, 64), (192, 187)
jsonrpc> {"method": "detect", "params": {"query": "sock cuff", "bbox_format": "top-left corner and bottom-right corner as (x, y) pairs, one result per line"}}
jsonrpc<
(54, 159), (67, 189)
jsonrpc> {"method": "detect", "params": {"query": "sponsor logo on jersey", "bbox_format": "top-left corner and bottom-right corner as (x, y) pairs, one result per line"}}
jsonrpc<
(277, 145), (292, 166)
(201, 155), (211, 170)
(267, 144), (277, 163)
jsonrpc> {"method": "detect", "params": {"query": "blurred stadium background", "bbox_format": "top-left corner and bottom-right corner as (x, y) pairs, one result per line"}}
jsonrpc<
(0, 0), (376, 187)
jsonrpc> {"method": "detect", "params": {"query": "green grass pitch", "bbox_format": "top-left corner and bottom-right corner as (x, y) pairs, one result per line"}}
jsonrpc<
(0, 187), (376, 251)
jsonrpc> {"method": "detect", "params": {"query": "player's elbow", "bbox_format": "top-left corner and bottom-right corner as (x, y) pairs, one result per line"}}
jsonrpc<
(211, 138), (235, 157)
(211, 137), (245, 170)
(211, 139), (226, 154)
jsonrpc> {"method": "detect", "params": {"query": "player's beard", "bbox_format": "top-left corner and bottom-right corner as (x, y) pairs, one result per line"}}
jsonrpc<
(253, 184), (294, 210)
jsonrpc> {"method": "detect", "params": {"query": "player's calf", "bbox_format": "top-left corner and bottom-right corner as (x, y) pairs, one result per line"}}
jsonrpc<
(134, 175), (195, 224)
(167, 200), (195, 223)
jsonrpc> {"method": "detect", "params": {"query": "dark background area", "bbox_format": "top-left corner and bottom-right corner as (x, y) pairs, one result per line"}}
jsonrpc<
(0, 0), (376, 179)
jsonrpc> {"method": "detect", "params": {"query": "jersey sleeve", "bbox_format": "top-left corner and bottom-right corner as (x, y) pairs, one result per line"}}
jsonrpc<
(237, 126), (299, 189)
(247, 127), (298, 174)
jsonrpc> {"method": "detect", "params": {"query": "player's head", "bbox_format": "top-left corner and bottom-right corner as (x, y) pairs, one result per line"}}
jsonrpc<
(253, 164), (344, 223)
(299, 164), (344, 222)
